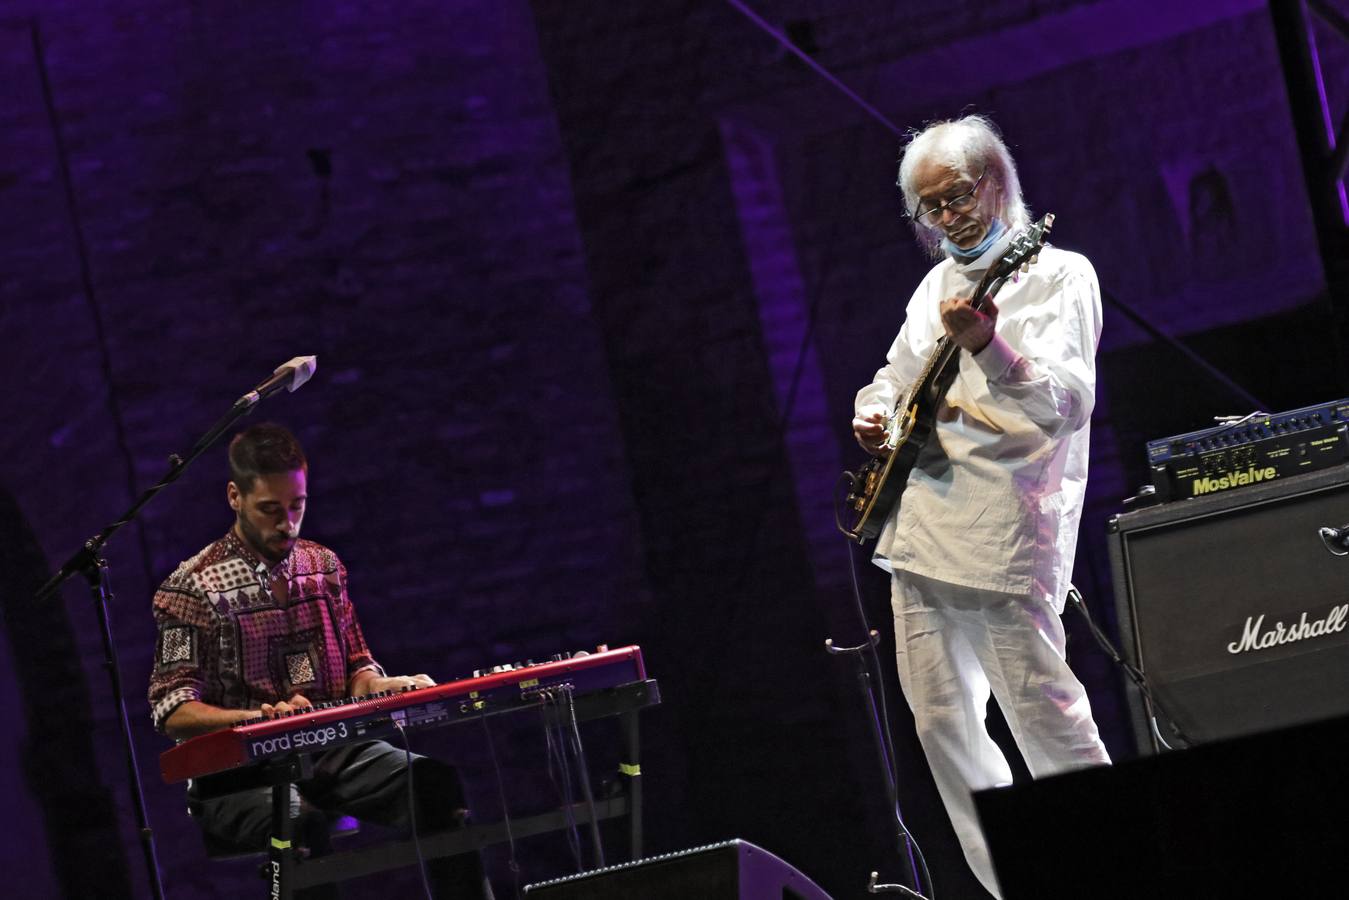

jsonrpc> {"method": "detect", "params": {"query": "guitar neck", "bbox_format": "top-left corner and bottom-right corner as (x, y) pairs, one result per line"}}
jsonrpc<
(968, 264), (1002, 312)
(898, 213), (1054, 413)
(909, 267), (1001, 404)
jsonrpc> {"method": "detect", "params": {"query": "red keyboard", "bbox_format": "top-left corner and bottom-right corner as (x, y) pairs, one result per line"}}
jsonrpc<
(160, 645), (646, 783)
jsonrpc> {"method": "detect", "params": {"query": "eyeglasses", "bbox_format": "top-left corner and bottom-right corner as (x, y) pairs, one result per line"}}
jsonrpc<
(910, 169), (986, 224)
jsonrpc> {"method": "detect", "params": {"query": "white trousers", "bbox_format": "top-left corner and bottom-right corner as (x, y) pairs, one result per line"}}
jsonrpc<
(891, 570), (1110, 899)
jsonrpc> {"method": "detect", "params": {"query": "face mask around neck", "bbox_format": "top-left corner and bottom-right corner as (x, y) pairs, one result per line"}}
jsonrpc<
(942, 217), (1006, 263)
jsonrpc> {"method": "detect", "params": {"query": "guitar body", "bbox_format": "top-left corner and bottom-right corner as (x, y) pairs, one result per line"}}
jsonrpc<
(838, 215), (1055, 544)
(841, 347), (954, 543)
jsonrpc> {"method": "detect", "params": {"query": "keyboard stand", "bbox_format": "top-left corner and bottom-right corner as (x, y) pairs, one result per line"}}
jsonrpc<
(203, 678), (659, 898)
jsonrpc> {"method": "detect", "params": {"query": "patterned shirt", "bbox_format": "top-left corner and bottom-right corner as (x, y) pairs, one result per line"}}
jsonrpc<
(148, 530), (383, 734)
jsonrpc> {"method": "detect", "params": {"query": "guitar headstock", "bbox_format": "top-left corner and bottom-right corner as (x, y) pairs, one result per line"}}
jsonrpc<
(994, 212), (1054, 279)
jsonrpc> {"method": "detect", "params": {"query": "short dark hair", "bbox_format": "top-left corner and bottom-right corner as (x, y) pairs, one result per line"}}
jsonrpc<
(229, 423), (307, 494)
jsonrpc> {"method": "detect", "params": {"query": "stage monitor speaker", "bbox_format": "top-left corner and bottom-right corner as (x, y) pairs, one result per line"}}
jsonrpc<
(521, 839), (832, 899)
(974, 712), (1349, 899)
(1107, 464), (1349, 752)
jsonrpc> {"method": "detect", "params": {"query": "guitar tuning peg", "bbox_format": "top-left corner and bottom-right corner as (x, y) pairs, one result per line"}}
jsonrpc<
(1030, 254), (1039, 264)
(1021, 263), (1029, 273)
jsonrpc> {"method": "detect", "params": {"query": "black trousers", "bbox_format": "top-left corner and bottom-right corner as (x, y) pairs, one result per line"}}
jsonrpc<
(188, 740), (493, 899)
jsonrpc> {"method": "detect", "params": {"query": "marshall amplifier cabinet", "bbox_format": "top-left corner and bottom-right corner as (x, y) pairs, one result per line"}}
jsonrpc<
(1108, 463), (1349, 753)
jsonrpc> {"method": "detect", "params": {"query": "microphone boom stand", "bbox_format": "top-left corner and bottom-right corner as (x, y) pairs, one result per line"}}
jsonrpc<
(34, 389), (280, 900)
(825, 632), (929, 898)
(824, 527), (934, 898)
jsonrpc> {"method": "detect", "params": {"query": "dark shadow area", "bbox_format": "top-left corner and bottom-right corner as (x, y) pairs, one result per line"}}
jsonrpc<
(0, 485), (133, 898)
(1102, 294), (1343, 495)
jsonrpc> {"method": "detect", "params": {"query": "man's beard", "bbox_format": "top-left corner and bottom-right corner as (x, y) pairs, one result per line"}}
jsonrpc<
(237, 512), (294, 563)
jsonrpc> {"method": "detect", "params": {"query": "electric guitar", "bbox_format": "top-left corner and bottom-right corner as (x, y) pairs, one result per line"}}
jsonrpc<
(838, 214), (1055, 543)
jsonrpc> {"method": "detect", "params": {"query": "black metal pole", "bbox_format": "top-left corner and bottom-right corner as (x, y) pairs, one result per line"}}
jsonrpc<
(826, 634), (927, 898)
(269, 772), (296, 900)
(1269, 0), (1349, 389)
(621, 709), (644, 860)
(82, 556), (166, 900)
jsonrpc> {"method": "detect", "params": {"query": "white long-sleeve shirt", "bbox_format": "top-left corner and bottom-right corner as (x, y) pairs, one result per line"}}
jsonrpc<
(855, 231), (1102, 612)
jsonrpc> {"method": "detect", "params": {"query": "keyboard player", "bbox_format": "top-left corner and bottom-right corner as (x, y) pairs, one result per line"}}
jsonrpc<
(147, 422), (493, 899)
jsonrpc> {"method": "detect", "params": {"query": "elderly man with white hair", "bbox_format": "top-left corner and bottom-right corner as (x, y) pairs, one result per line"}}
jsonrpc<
(853, 114), (1111, 899)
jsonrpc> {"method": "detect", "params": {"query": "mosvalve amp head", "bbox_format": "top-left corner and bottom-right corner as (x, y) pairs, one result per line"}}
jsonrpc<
(1145, 398), (1349, 503)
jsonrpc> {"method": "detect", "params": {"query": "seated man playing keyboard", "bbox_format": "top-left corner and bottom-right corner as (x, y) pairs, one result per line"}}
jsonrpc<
(148, 422), (492, 899)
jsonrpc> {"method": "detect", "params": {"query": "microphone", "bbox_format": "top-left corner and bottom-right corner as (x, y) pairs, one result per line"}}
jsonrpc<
(1318, 524), (1349, 557)
(235, 356), (317, 408)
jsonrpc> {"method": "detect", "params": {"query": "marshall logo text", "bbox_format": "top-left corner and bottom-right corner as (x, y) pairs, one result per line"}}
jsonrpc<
(1227, 604), (1349, 655)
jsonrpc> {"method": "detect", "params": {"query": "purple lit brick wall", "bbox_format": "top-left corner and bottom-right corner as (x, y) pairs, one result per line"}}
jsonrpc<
(0, 0), (1338, 897)
(529, 1), (892, 887)
(3, 1), (644, 895)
